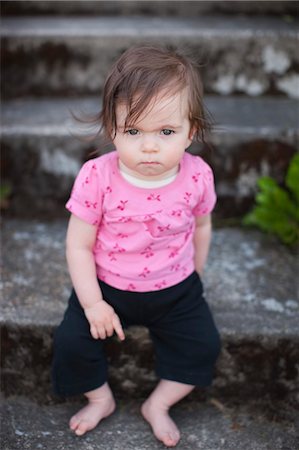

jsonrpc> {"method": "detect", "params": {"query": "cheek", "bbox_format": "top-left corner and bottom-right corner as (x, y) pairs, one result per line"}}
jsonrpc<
(117, 146), (137, 167)
(114, 136), (130, 156)
(166, 146), (185, 165)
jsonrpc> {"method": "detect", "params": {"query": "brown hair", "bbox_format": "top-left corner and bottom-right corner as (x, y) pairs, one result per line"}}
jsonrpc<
(99, 46), (210, 141)
(81, 46), (212, 145)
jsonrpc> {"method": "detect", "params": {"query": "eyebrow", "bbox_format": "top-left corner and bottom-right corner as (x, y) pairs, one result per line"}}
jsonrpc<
(160, 124), (183, 129)
(118, 124), (183, 130)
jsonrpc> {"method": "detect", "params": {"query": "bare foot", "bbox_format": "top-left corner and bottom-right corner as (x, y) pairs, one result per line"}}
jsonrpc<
(141, 399), (180, 447)
(70, 384), (116, 436)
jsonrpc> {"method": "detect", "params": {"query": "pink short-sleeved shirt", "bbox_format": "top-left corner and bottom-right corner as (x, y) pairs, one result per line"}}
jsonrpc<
(66, 151), (216, 292)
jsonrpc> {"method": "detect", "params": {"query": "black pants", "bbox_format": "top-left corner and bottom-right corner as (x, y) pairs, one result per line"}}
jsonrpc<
(52, 272), (221, 396)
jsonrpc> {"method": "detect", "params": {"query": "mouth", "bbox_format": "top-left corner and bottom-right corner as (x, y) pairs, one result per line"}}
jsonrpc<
(140, 161), (160, 165)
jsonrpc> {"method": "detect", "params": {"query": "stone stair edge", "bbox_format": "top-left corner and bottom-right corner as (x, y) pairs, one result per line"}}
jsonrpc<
(2, 219), (298, 338)
(2, 0), (299, 17)
(2, 15), (298, 100)
(1, 95), (298, 139)
(2, 15), (298, 37)
(2, 319), (299, 343)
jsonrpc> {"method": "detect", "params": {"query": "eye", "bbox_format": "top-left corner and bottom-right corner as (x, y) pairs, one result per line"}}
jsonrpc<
(161, 129), (174, 136)
(125, 129), (139, 136)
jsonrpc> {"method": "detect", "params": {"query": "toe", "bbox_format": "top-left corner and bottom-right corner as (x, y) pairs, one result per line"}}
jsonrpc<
(74, 421), (89, 436)
(163, 437), (176, 447)
(163, 431), (180, 447)
(163, 437), (173, 447)
(69, 416), (79, 431)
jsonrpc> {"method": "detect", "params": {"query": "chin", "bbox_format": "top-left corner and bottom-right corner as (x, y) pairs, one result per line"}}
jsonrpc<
(140, 168), (163, 177)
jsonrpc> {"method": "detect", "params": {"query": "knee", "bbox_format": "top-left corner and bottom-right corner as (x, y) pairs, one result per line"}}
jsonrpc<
(190, 327), (221, 367)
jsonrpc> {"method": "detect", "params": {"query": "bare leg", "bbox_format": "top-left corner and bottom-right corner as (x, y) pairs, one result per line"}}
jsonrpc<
(69, 382), (116, 436)
(141, 379), (194, 447)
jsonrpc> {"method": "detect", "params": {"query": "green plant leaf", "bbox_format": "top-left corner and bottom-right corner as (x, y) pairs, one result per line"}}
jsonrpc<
(243, 157), (299, 246)
(286, 153), (299, 203)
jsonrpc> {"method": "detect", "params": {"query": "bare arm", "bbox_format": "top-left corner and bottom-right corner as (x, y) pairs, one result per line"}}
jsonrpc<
(66, 214), (125, 341)
(193, 214), (212, 276)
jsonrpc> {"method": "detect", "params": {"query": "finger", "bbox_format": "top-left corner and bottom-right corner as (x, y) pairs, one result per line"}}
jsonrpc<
(90, 325), (99, 340)
(97, 326), (107, 340)
(105, 325), (114, 337)
(112, 314), (125, 341)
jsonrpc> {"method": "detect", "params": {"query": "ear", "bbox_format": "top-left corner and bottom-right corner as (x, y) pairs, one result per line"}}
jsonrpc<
(187, 127), (196, 145)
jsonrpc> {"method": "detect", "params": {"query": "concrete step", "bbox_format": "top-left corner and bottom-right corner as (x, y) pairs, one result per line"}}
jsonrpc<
(1, 395), (298, 450)
(3, 0), (298, 17)
(1, 220), (298, 405)
(1, 96), (297, 219)
(1, 15), (298, 98)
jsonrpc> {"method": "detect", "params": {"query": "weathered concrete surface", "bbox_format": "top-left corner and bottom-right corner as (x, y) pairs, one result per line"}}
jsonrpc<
(3, 0), (299, 17)
(1, 16), (298, 98)
(1, 220), (298, 404)
(1, 96), (297, 218)
(1, 395), (298, 450)
(1, 221), (298, 334)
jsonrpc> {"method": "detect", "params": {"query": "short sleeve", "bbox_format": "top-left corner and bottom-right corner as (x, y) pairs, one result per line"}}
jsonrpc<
(193, 161), (217, 216)
(66, 159), (103, 226)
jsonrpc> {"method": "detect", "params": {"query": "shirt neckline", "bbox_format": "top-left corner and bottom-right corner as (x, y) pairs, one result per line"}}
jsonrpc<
(119, 167), (178, 188)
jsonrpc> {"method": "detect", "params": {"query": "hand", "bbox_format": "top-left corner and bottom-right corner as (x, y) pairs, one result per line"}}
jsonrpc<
(84, 300), (125, 341)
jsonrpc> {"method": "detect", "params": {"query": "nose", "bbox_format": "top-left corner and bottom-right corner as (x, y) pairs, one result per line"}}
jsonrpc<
(141, 134), (159, 153)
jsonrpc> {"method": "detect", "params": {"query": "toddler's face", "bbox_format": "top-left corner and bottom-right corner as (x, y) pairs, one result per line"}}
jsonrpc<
(113, 89), (194, 181)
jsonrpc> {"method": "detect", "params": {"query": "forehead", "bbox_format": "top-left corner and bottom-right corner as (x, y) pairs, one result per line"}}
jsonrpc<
(116, 89), (189, 127)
